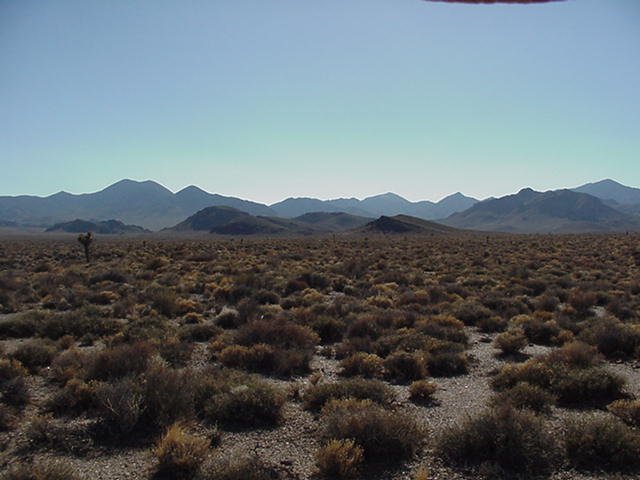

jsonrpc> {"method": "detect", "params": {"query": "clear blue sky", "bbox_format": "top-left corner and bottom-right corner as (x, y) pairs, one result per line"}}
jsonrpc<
(1, 0), (639, 203)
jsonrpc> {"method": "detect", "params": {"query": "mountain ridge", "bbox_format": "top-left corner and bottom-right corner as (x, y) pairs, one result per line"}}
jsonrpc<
(1, 178), (639, 233)
(443, 188), (640, 233)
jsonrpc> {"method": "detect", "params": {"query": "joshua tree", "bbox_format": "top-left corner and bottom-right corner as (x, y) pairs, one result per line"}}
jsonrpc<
(77, 232), (93, 263)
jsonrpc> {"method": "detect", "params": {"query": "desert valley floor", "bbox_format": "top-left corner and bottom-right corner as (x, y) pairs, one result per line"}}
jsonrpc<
(1, 234), (640, 479)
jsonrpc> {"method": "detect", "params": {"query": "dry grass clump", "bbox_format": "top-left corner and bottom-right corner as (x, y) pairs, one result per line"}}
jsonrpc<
(153, 422), (209, 479)
(303, 378), (393, 411)
(565, 415), (640, 472)
(436, 406), (559, 477)
(316, 439), (363, 479)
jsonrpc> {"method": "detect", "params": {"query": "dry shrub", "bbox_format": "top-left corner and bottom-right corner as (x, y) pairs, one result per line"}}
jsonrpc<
(477, 315), (507, 333)
(490, 382), (555, 413)
(202, 377), (285, 428)
(608, 399), (640, 427)
(179, 323), (221, 342)
(218, 343), (311, 377)
(143, 364), (196, 428)
(153, 423), (209, 479)
(493, 327), (528, 356)
(1, 461), (80, 480)
(24, 414), (90, 454)
(235, 318), (319, 350)
(321, 399), (425, 462)
(426, 349), (468, 377)
(339, 352), (384, 379)
(436, 406), (559, 476)
(0, 312), (39, 338)
(50, 348), (88, 384)
(416, 315), (467, 344)
(511, 314), (562, 346)
(568, 289), (597, 315)
(579, 316), (640, 359)
(346, 316), (380, 340)
(312, 316), (346, 344)
(413, 466), (430, 480)
(383, 351), (428, 383)
(86, 341), (154, 381)
(146, 284), (179, 317)
(46, 378), (95, 414)
(455, 300), (492, 326)
(492, 342), (625, 408)
(0, 404), (14, 431)
(409, 380), (437, 404)
(545, 341), (599, 368)
(37, 308), (120, 341)
(565, 415), (640, 471)
(158, 337), (194, 367)
(0, 358), (29, 406)
(316, 439), (363, 479)
(554, 367), (626, 407)
(215, 307), (240, 329)
(94, 377), (145, 437)
(10, 339), (58, 372)
(303, 378), (393, 411)
(202, 454), (282, 480)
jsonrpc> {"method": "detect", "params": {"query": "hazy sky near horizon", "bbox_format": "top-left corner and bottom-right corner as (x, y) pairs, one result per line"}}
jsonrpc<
(2, 0), (639, 203)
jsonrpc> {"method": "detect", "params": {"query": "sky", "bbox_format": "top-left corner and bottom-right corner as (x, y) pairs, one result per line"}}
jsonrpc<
(1, 0), (639, 204)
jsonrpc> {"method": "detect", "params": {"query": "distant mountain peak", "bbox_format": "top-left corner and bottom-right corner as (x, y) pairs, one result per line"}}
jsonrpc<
(176, 185), (208, 196)
(573, 179), (640, 206)
(364, 192), (407, 201)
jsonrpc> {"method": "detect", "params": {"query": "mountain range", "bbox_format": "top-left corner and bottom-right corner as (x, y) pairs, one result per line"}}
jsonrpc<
(0, 178), (639, 234)
(0, 180), (273, 231)
(0, 180), (478, 230)
(270, 191), (478, 219)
